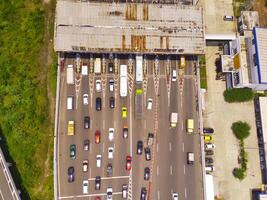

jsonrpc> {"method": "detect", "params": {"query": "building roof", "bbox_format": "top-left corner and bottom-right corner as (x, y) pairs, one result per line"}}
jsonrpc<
(240, 11), (259, 31)
(254, 28), (267, 83)
(54, 0), (205, 54)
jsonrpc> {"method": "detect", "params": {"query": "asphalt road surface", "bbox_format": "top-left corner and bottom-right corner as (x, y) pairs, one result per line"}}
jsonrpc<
(57, 54), (203, 200)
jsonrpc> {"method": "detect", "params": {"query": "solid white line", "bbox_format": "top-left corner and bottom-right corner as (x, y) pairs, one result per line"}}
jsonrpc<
(170, 165), (173, 175)
(185, 187), (187, 199)
(157, 166), (159, 176)
(181, 122), (184, 131)
(59, 192), (123, 199)
(88, 175), (130, 181)
(184, 165), (186, 175)
(89, 167), (91, 178)
(169, 143), (172, 152)
(144, 119), (147, 129)
(0, 190), (4, 200)
(157, 143), (159, 153)
(182, 143), (184, 152)
(158, 190), (160, 200)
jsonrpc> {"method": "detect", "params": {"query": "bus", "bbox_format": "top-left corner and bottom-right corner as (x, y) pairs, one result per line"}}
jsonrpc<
(120, 65), (128, 97)
(136, 56), (143, 83)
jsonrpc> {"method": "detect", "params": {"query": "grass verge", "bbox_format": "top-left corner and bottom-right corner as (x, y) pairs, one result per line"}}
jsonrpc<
(199, 55), (207, 89)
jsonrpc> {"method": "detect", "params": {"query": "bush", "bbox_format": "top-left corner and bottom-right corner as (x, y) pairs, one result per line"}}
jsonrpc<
(233, 167), (246, 180)
(231, 121), (251, 140)
(223, 88), (254, 103)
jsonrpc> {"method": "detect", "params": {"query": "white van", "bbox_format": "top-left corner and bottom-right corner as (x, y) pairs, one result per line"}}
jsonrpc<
(81, 65), (88, 75)
(122, 184), (128, 199)
(67, 96), (73, 110)
(223, 15), (234, 21)
(147, 98), (153, 110)
(83, 180), (89, 194)
(96, 155), (102, 168)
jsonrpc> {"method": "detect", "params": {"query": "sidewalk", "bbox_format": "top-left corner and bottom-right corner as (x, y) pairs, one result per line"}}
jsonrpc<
(203, 46), (262, 200)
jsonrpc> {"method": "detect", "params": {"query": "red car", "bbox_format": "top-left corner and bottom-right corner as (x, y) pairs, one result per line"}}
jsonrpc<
(126, 156), (132, 171)
(95, 130), (101, 144)
(95, 197), (101, 200)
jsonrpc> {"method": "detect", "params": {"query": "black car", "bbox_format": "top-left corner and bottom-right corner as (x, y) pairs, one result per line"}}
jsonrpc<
(109, 97), (115, 109)
(205, 157), (214, 164)
(144, 147), (151, 161)
(83, 139), (90, 151)
(84, 116), (90, 129)
(205, 150), (214, 156)
(203, 128), (214, 134)
(68, 166), (74, 183)
(144, 167), (150, 181)
(137, 141), (143, 155)
(96, 97), (102, 111)
(140, 187), (147, 200)
(107, 163), (113, 176)
(108, 62), (114, 73)
(95, 176), (101, 190)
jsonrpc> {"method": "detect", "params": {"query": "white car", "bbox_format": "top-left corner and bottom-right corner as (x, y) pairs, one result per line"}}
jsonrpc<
(147, 98), (153, 110)
(83, 180), (89, 194)
(205, 143), (216, 150)
(108, 128), (114, 141)
(172, 193), (178, 200)
(83, 94), (89, 105)
(108, 147), (114, 159)
(109, 79), (114, 92)
(107, 187), (113, 200)
(205, 166), (215, 172)
(96, 80), (102, 92)
(172, 69), (177, 82)
(96, 154), (102, 168)
(83, 160), (88, 172)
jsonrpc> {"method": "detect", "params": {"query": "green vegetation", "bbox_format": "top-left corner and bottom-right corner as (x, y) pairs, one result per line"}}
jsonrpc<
(0, 0), (56, 199)
(231, 121), (250, 180)
(223, 88), (254, 103)
(233, 0), (249, 17)
(199, 55), (207, 89)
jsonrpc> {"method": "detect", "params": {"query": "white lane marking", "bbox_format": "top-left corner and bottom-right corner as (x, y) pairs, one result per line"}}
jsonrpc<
(144, 119), (147, 129)
(185, 187), (187, 199)
(182, 143), (184, 152)
(156, 143), (159, 153)
(103, 119), (105, 129)
(184, 165), (186, 174)
(157, 190), (160, 200)
(88, 175), (130, 181)
(170, 165), (173, 175)
(157, 166), (159, 176)
(89, 167), (91, 178)
(0, 190), (4, 200)
(59, 192), (123, 199)
(103, 143), (105, 153)
(171, 188), (173, 195)
(169, 142), (172, 152)
(181, 122), (184, 130)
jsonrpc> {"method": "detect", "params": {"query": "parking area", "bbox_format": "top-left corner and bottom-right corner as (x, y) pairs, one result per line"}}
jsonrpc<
(203, 46), (262, 200)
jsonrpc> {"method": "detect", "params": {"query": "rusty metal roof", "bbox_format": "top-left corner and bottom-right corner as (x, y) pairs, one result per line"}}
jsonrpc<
(54, 0), (205, 54)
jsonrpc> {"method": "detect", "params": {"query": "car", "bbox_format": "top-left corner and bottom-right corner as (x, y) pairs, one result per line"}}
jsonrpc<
(172, 193), (178, 200)
(137, 140), (143, 155)
(83, 160), (88, 172)
(107, 187), (113, 200)
(108, 147), (114, 159)
(140, 187), (147, 200)
(95, 197), (101, 200)
(95, 176), (101, 190)
(109, 79), (114, 92)
(109, 97), (115, 109)
(83, 94), (89, 105)
(70, 144), (76, 159)
(172, 69), (177, 82)
(147, 98), (153, 110)
(67, 166), (74, 182)
(83, 180), (89, 194)
(205, 143), (216, 149)
(107, 163), (113, 176)
(187, 152), (194, 165)
(108, 128), (114, 141)
(126, 156), (132, 171)
(95, 130), (101, 144)
(144, 147), (151, 161)
(122, 107), (127, 118)
(203, 128), (214, 134)
(96, 97), (102, 111)
(205, 165), (215, 172)
(84, 116), (90, 129)
(83, 139), (90, 151)
(147, 133), (154, 146)
(96, 79), (102, 92)
(108, 62), (114, 73)
(144, 167), (150, 180)
(123, 125), (128, 139)
(205, 157), (214, 164)
(122, 184), (128, 199)
(204, 135), (213, 142)
(205, 149), (214, 156)
(96, 155), (102, 168)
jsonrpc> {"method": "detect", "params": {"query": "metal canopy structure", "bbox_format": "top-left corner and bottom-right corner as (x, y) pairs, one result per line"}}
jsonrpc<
(54, 0), (205, 55)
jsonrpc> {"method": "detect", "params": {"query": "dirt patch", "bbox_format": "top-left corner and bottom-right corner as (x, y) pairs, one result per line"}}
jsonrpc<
(251, 0), (267, 27)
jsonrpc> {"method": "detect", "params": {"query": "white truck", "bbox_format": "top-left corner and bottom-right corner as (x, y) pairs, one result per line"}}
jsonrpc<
(67, 65), (74, 85)
(170, 113), (178, 128)
(187, 152), (194, 165)
(205, 174), (215, 200)
(67, 96), (74, 110)
(120, 65), (128, 97)
(94, 58), (101, 74)
(136, 55), (143, 84)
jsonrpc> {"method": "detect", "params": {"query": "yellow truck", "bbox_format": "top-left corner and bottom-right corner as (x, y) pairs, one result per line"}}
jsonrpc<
(68, 120), (75, 135)
(186, 119), (194, 134)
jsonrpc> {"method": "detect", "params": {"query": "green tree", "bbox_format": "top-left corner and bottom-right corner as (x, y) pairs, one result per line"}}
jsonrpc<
(233, 168), (246, 180)
(223, 88), (254, 103)
(231, 121), (251, 140)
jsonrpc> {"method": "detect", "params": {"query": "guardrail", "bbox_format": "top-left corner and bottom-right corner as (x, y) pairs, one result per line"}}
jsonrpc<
(0, 147), (21, 200)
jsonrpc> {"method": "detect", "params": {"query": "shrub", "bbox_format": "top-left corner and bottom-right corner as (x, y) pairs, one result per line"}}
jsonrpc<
(231, 121), (251, 140)
(223, 88), (254, 103)
(233, 168), (246, 180)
